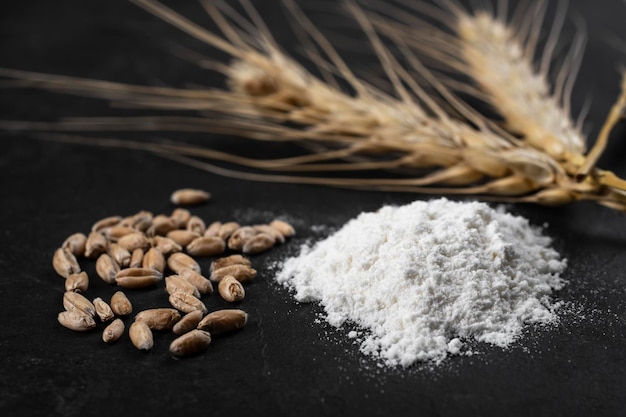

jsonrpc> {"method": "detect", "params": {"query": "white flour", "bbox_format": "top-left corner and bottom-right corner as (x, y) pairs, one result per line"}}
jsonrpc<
(276, 198), (567, 367)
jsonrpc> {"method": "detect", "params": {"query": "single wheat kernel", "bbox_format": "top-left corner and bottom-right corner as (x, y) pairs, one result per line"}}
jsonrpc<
(129, 248), (144, 268)
(117, 232), (150, 252)
(65, 271), (89, 293)
(167, 252), (201, 274)
(227, 226), (258, 251)
(84, 231), (109, 259)
(108, 243), (131, 268)
(253, 224), (285, 244)
(95, 253), (120, 284)
(91, 215), (122, 232)
(62, 233), (87, 257)
(102, 318), (125, 343)
(170, 188), (211, 206)
(129, 321), (154, 351)
(63, 291), (96, 317)
(165, 275), (201, 298)
(166, 230), (200, 247)
(93, 297), (115, 322)
(185, 236), (226, 257)
(204, 221), (222, 237)
(169, 329), (212, 357)
(217, 222), (241, 240)
(210, 254), (251, 273)
(52, 247), (81, 279)
(269, 220), (296, 238)
(110, 291), (133, 316)
(146, 214), (178, 237)
(172, 310), (204, 335)
(242, 232), (276, 255)
(169, 291), (208, 314)
(58, 310), (96, 332)
(197, 309), (248, 335)
(115, 267), (163, 289)
(134, 308), (181, 331)
(152, 236), (182, 256)
(142, 247), (166, 273)
(127, 210), (153, 232)
(186, 215), (206, 235)
(218, 275), (245, 303)
(103, 225), (136, 242)
(178, 269), (214, 295)
(210, 264), (257, 283)
(170, 207), (191, 228)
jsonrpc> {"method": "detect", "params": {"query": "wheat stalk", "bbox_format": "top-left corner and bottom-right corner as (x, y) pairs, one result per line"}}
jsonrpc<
(2, 0), (626, 211)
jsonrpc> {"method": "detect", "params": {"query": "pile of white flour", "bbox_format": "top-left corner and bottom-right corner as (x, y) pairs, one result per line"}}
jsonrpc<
(276, 198), (567, 367)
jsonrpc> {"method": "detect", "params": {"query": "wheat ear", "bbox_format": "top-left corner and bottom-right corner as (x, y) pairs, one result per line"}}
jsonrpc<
(369, 0), (626, 210)
(2, 0), (626, 211)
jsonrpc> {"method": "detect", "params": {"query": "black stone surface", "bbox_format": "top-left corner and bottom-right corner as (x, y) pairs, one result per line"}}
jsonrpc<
(1, 1), (625, 416)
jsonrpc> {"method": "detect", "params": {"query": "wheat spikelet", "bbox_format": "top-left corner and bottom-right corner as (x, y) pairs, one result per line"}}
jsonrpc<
(1, 0), (626, 211)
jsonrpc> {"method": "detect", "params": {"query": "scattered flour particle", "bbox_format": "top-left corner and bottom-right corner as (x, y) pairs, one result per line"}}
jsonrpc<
(276, 198), (567, 367)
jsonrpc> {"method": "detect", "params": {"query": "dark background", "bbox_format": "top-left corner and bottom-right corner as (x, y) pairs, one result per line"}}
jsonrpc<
(1, 1), (625, 416)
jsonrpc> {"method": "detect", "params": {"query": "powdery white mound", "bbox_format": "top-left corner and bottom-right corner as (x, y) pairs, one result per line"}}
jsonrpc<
(276, 198), (567, 367)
